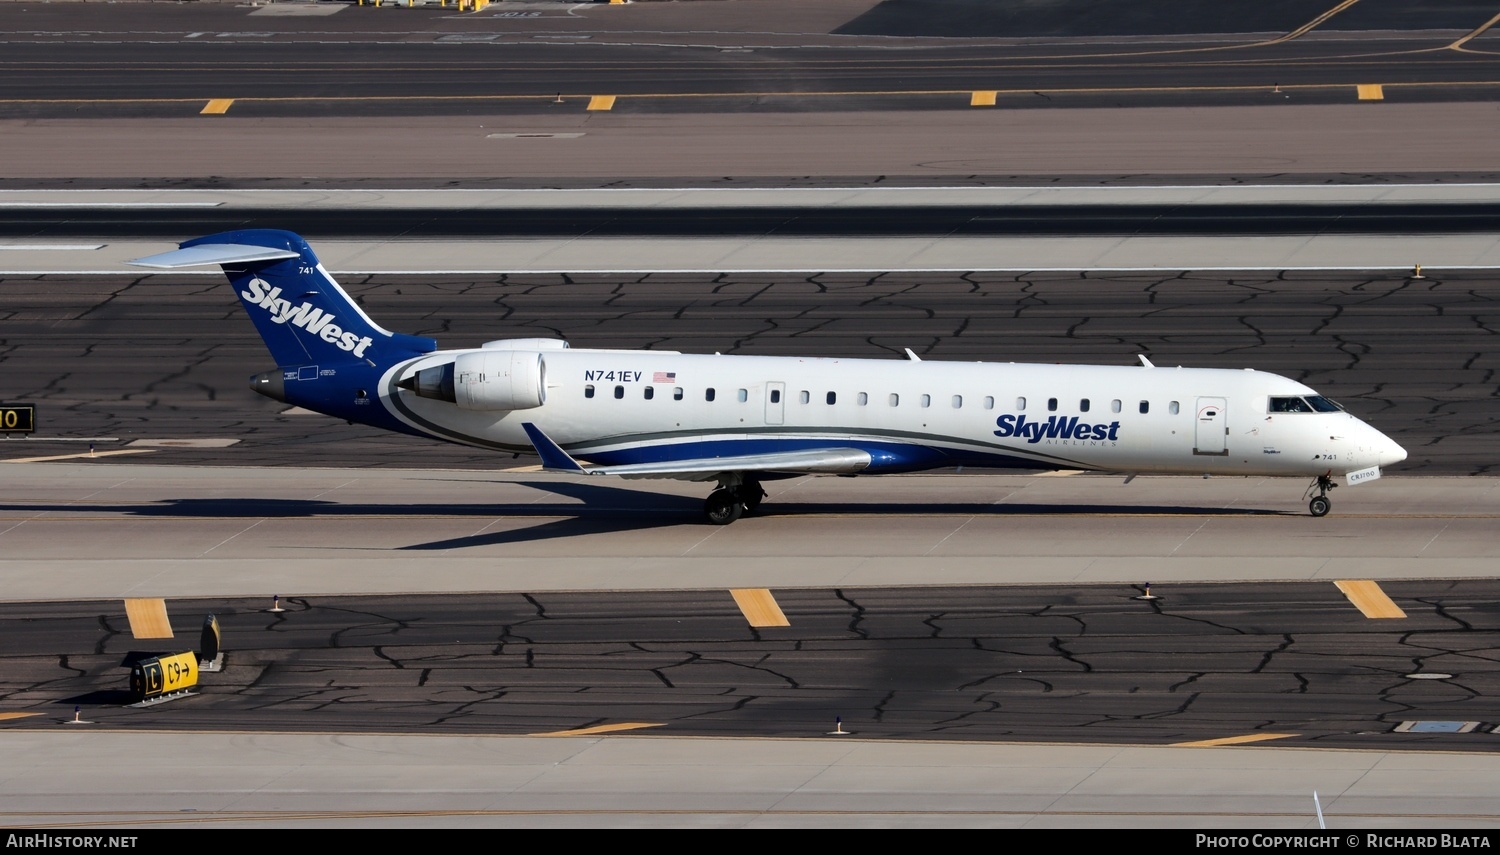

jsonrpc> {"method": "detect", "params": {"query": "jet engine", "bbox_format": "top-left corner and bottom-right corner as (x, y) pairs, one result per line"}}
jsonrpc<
(397, 350), (547, 411)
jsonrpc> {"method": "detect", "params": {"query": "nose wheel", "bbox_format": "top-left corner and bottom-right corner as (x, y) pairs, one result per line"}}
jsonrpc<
(1306, 474), (1337, 517)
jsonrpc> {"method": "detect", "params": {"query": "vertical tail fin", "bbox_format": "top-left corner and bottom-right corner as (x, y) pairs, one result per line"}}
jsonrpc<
(130, 229), (436, 370)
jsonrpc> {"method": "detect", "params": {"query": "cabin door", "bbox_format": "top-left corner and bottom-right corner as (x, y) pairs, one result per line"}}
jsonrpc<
(765, 382), (785, 425)
(1194, 397), (1228, 456)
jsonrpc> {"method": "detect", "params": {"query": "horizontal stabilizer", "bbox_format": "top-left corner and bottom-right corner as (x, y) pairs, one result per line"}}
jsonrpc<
(521, 423), (871, 479)
(129, 244), (301, 269)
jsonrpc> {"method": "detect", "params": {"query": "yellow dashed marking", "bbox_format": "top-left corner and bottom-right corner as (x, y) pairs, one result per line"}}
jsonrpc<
(1357, 84), (1384, 101)
(731, 588), (790, 627)
(1, 449), (154, 464)
(0, 712), (41, 721)
(1336, 580), (1406, 618)
(201, 99), (234, 115)
(586, 95), (616, 111)
(1173, 733), (1299, 747)
(970, 90), (997, 107)
(532, 722), (665, 736)
(124, 598), (174, 639)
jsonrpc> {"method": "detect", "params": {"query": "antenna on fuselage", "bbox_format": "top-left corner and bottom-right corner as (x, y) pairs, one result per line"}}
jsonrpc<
(1138, 354), (1155, 368)
(904, 348), (922, 361)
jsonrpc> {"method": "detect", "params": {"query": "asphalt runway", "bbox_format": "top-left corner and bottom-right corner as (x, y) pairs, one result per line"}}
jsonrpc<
(2, 0), (1499, 183)
(10, 201), (1500, 239)
(5, 581), (1500, 750)
(3, 0), (1498, 120)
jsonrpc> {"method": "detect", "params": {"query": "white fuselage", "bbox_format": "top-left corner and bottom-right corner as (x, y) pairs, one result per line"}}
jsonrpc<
(380, 346), (1406, 478)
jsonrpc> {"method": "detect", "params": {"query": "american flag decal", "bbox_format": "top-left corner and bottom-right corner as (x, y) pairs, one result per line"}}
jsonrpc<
(653, 371), (676, 383)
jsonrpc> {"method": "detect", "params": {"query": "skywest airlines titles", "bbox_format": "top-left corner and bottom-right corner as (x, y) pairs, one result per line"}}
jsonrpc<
(993, 413), (1121, 445)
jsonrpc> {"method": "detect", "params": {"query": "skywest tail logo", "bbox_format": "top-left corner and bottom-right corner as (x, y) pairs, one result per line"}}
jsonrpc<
(242, 277), (374, 358)
(994, 414), (1121, 444)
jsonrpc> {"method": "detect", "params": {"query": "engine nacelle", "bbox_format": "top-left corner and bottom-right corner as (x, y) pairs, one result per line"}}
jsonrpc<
(481, 338), (570, 351)
(399, 350), (547, 411)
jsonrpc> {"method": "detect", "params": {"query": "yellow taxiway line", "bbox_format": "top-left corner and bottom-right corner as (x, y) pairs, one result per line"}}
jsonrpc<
(1, 449), (155, 464)
(1173, 733), (1299, 747)
(531, 722), (665, 736)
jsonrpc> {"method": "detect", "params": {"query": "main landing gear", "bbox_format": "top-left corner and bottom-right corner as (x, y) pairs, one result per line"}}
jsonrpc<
(703, 475), (766, 525)
(1305, 473), (1337, 517)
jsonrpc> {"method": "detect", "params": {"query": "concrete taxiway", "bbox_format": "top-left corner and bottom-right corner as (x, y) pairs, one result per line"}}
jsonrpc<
(6, 184), (1500, 273)
(0, 462), (1495, 601)
(7, 731), (1499, 829)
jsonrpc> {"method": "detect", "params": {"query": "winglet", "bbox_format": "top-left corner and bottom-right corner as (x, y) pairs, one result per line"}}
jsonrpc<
(1138, 354), (1155, 368)
(521, 422), (587, 473)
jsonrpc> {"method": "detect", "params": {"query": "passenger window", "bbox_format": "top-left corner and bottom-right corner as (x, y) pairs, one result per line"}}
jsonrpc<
(826, 391), (837, 405)
(1047, 398), (1058, 412)
(770, 389), (781, 404)
(673, 387), (684, 401)
(1139, 400), (1149, 414)
(952, 395), (963, 408)
(1016, 397), (1026, 410)
(1111, 399), (1122, 413)
(889, 393), (900, 407)
(921, 394), (931, 408)
(984, 396), (994, 409)
(800, 390), (810, 405)
(614, 385), (624, 399)
(1080, 399), (1090, 413)
(584, 384), (595, 399)
(644, 386), (654, 400)
(706, 388), (716, 402)
(737, 388), (748, 402)
(858, 392), (868, 405)
(1169, 401), (1179, 415)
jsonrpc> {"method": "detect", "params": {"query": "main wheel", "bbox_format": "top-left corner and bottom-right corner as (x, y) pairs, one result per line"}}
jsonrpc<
(740, 481), (765, 512)
(705, 489), (745, 525)
(1309, 495), (1331, 517)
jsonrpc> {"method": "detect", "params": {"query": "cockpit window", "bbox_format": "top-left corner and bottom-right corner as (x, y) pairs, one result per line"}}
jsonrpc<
(1270, 395), (1343, 413)
(1269, 396), (1310, 413)
(1305, 395), (1344, 413)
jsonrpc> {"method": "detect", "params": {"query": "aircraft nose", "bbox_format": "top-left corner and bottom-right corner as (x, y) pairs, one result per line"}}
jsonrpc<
(1363, 422), (1406, 467)
(1380, 437), (1408, 467)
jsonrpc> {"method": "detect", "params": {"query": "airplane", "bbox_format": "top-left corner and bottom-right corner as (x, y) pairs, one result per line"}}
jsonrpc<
(129, 229), (1408, 525)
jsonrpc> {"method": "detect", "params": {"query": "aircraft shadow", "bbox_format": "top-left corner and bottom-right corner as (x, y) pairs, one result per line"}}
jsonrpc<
(0, 479), (1294, 549)
(402, 497), (1290, 548)
(0, 480), (690, 519)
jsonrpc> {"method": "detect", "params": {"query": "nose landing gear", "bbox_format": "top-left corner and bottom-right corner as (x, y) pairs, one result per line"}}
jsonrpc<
(1306, 473), (1337, 517)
